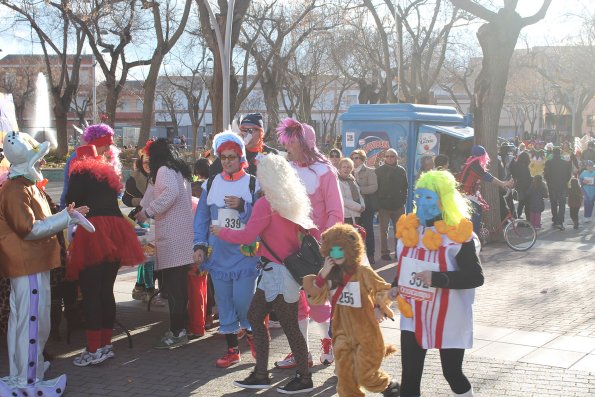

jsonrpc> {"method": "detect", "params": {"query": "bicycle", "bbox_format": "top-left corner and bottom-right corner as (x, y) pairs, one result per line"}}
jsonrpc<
(478, 191), (537, 251)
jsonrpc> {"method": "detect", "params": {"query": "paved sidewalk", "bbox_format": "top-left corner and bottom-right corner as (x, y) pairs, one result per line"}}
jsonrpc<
(0, 182), (593, 396)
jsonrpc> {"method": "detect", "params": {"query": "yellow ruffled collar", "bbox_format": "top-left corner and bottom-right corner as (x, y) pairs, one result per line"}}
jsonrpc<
(395, 213), (473, 250)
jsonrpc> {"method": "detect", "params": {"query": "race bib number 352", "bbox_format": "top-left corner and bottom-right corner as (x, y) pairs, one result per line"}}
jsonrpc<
(398, 257), (437, 302)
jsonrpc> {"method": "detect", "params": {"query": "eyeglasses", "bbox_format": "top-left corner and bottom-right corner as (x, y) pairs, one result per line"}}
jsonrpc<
(329, 154), (340, 158)
(220, 155), (239, 161)
(240, 128), (257, 135)
(351, 156), (360, 160)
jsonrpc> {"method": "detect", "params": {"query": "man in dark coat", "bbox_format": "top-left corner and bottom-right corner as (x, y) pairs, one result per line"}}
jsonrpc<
(375, 148), (408, 260)
(544, 147), (572, 230)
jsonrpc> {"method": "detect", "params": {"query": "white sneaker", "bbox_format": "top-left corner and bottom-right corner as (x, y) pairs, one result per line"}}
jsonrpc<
(584, 217), (592, 223)
(268, 320), (281, 329)
(73, 348), (108, 367)
(101, 344), (115, 359)
(143, 291), (166, 306)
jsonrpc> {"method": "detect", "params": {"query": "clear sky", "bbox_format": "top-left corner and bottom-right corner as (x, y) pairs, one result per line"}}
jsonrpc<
(0, 0), (590, 64)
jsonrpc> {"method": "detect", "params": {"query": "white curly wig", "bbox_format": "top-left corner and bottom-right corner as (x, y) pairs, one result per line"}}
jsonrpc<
(256, 154), (315, 229)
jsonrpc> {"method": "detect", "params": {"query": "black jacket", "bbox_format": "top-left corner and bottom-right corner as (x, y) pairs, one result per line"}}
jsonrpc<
(544, 155), (571, 192)
(375, 163), (408, 210)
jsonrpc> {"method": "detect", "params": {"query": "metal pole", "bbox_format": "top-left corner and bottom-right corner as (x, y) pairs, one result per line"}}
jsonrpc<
(92, 53), (97, 124)
(223, 0), (235, 128)
(394, 0), (400, 103)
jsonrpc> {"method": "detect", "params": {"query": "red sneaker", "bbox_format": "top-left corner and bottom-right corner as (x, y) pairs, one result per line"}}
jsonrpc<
(246, 335), (257, 359)
(320, 338), (334, 365)
(216, 348), (240, 368)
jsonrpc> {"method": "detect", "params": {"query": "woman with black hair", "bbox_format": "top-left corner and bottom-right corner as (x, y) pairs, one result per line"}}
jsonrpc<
(123, 141), (162, 305)
(135, 138), (196, 349)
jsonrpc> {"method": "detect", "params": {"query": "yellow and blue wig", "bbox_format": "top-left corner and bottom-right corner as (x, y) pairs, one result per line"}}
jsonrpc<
(415, 170), (471, 226)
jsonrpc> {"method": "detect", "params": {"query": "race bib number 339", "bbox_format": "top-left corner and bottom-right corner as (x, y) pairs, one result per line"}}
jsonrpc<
(398, 257), (437, 302)
(217, 208), (244, 230)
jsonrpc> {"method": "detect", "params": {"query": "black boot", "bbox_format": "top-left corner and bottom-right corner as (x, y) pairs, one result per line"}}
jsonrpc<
(382, 379), (400, 397)
(49, 300), (63, 341)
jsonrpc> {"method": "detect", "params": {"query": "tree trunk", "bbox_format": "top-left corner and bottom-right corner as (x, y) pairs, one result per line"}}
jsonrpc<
(261, 78), (280, 140)
(138, 53), (164, 146)
(53, 102), (69, 158)
(473, 15), (523, 238)
(210, 54), (223, 135)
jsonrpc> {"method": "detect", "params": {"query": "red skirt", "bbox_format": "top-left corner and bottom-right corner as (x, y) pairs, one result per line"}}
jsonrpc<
(67, 216), (145, 280)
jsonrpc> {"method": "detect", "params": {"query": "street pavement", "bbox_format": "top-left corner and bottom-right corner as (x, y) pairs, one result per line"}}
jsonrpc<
(0, 181), (594, 396)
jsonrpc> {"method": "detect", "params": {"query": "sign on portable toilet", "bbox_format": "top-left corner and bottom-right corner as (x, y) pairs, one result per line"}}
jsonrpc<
(339, 103), (474, 211)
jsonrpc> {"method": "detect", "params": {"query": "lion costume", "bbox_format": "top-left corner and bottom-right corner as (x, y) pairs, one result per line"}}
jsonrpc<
(303, 224), (398, 397)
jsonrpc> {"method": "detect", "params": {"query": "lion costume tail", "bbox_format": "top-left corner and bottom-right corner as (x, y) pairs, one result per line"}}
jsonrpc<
(384, 344), (398, 357)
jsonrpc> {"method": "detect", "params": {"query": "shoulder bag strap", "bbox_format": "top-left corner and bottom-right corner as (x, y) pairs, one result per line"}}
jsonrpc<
(259, 237), (284, 264)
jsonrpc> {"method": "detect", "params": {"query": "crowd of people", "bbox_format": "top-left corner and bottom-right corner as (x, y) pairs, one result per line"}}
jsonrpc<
(0, 110), (593, 397)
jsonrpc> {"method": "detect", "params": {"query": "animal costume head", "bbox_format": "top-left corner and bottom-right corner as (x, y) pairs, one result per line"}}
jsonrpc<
(320, 224), (365, 281)
(212, 130), (248, 169)
(2, 131), (50, 182)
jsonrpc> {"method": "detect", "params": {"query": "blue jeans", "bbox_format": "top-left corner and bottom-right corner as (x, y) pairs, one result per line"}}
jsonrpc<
(471, 201), (482, 233)
(211, 275), (257, 334)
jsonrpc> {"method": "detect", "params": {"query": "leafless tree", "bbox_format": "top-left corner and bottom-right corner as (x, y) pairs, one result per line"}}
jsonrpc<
(0, 58), (38, 127)
(450, 0), (553, 233)
(66, 0), (153, 128)
(1, 0), (87, 156)
(138, 0), (193, 146)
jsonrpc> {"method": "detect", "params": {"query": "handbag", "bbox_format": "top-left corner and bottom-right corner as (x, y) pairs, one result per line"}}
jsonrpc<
(260, 233), (324, 286)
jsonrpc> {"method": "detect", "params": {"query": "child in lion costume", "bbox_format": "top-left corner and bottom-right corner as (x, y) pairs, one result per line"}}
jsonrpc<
(303, 223), (400, 397)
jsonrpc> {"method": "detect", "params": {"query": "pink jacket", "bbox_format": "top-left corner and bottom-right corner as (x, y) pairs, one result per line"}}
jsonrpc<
(219, 198), (304, 262)
(292, 162), (344, 239)
(143, 167), (194, 270)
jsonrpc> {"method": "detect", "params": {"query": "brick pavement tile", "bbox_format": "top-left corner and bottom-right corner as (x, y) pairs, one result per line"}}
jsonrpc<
(519, 348), (586, 369)
(544, 335), (595, 353)
(474, 325), (517, 341)
(497, 330), (560, 347)
(470, 341), (538, 361)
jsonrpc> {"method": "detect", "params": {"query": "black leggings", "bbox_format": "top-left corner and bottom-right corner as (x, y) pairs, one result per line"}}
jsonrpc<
(78, 262), (119, 330)
(400, 331), (471, 396)
(248, 289), (309, 377)
(160, 265), (189, 336)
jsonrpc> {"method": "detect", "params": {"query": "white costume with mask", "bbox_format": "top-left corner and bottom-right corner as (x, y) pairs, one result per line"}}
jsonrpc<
(0, 132), (87, 396)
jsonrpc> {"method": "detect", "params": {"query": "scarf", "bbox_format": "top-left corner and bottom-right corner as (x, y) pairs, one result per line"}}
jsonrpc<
(339, 174), (360, 204)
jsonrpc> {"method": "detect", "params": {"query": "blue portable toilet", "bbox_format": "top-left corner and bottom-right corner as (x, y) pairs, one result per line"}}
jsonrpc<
(339, 103), (474, 211)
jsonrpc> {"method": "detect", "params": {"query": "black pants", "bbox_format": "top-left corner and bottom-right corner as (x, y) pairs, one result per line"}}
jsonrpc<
(360, 200), (376, 257)
(78, 262), (119, 330)
(400, 331), (471, 396)
(570, 207), (579, 225)
(549, 189), (567, 225)
(160, 265), (189, 335)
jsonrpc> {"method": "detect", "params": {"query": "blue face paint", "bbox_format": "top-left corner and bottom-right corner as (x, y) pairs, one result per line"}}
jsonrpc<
(414, 188), (441, 226)
(330, 246), (345, 260)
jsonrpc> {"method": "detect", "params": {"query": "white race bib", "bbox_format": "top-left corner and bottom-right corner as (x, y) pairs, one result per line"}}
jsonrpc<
(336, 282), (362, 308)
(398, 257), (437, 302)
(216, 208), (244, 230)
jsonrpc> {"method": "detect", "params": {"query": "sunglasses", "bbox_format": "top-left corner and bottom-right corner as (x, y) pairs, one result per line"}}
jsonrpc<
(351, 156), (360, 160)
(330, 154), (340, 158)
(240, 128), (257, 135)
(220, 155), (239, 161)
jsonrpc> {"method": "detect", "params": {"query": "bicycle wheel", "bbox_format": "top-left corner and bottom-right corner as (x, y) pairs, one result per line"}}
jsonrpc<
(504, 219), (536, 251)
